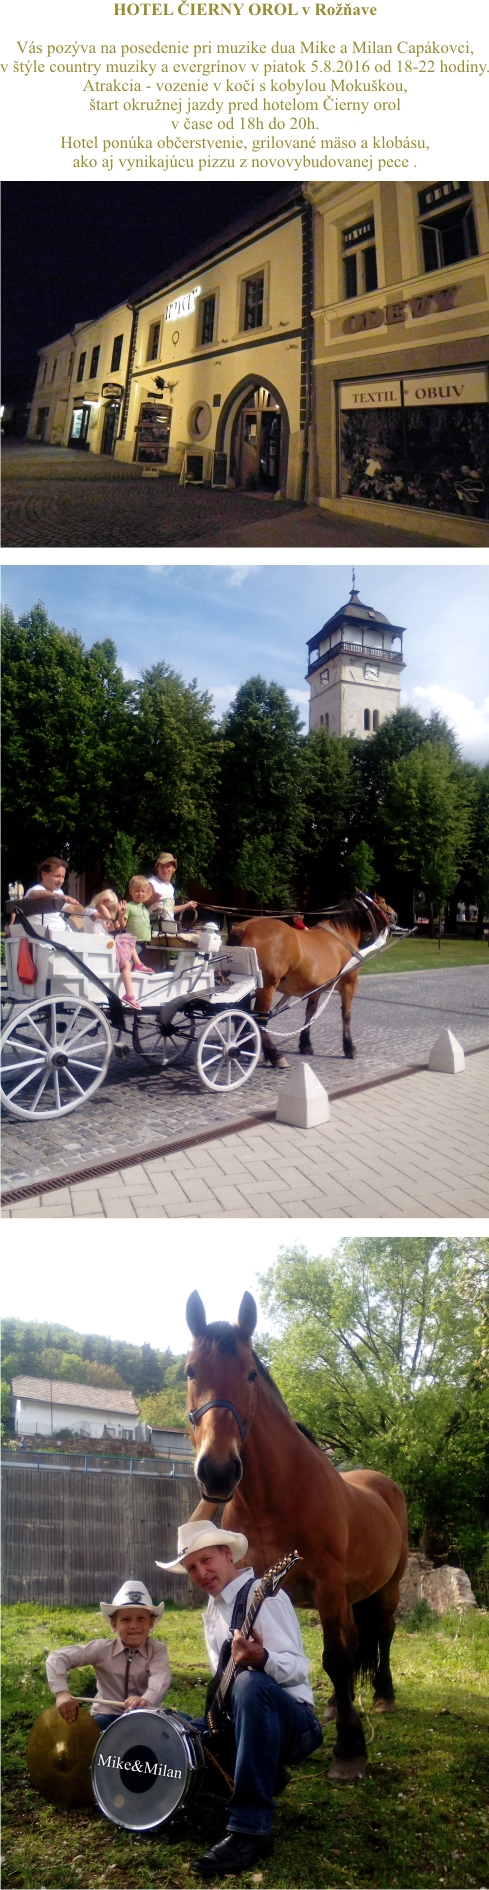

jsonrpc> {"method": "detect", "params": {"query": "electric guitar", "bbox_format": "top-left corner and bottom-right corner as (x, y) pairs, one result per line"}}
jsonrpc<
(206, 1552), (301, 1732)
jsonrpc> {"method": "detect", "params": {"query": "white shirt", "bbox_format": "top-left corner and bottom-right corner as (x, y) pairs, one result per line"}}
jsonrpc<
(148, 876), (175, 915)
(25, 885), (71, 932)
(46, 1634), (171, 1716)
(203, 1569), (314, 1706)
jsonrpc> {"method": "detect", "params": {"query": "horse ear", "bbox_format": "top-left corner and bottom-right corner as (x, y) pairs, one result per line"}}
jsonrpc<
(186, 1291), (207, 1338)
(237, 1292), (257, 1341)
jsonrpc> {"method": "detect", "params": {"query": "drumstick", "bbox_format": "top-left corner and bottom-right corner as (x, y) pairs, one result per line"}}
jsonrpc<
(63, 1696), (138, 1709)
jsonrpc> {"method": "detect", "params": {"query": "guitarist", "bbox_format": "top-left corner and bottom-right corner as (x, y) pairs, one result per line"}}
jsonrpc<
(157, 1521), (323, 1878)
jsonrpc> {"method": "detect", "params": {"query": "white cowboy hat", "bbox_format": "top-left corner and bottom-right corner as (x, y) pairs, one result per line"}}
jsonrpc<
(100, 1580), (165, 1622)
(156, 1520), (249, 1573)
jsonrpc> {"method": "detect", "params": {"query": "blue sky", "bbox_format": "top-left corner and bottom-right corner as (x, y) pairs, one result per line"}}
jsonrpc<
(2, 562), (488, 761)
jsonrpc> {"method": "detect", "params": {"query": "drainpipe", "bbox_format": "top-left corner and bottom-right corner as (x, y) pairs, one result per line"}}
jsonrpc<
(299, 197), (314, 504)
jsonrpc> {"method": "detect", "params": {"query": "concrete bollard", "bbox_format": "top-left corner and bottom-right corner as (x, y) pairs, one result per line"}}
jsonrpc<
(429, 1028), (465, 1074)
(276, 1060), (330, 1129)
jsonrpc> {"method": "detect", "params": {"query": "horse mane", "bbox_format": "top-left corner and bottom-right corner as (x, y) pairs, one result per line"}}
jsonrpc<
(319, 897), (373, 935)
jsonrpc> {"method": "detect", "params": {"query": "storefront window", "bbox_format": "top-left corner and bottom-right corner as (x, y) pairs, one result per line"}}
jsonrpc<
(342, 217), (377, 299)
(418, 183), (478, 273)
(339, 369), (489, 516)
(136, 401), (171, 464)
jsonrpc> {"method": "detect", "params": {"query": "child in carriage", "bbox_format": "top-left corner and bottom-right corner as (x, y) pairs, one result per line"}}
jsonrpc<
(84, 889), (154, 1012)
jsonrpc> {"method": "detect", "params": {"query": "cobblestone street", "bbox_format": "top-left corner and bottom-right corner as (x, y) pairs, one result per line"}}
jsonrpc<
(2, 966), (488, 1194)
(2, 444), (471, 548)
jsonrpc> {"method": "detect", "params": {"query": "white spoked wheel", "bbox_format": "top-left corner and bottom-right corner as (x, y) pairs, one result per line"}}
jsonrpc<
(196, 1008), (261, 1092)
(0, 997), (112, 1119)
(133, 1007), (196, 1068)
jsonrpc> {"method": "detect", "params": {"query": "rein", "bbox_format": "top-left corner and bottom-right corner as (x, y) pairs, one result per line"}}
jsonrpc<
(188, 1397), (254, 1446)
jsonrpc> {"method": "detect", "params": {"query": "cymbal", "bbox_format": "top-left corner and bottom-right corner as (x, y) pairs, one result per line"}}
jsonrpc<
(27, 1706), (100, 1808)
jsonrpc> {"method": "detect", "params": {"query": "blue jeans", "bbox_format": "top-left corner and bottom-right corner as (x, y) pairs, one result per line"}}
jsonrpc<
(92, 1713), (120, 1731)
(190, 1673), (323, 1837)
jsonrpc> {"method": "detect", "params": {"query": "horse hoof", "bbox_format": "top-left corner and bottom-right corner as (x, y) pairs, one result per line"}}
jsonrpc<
(372, 1696), (396, 1714)
(323, 1702), (338, 1722)
(328, 1757), (366, 1783)
(299, 1038), (314, 1056)
(343, 1044), (357, 1060)
(276, 1056), (288, 1071)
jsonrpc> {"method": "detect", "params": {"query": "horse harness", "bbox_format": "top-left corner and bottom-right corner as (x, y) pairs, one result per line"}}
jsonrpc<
(188, 1397), (255, 1445)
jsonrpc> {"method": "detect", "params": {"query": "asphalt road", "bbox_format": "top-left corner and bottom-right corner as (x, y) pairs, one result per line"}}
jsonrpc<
(1, 443), (470, 548)
(2, 965), (488, 1191)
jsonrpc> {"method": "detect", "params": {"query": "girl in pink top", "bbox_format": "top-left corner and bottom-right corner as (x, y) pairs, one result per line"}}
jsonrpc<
(86, 890), (154, 1011)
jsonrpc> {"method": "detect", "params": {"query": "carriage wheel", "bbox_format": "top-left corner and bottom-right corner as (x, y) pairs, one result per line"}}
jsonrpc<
(133, 1008), (196, 1068)
(196, 1009), (261, 1091)
(0, 997), (112, 1119)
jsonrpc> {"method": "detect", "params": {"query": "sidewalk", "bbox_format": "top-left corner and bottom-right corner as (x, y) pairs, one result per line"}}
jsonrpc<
(4, 1051), (488, 1219)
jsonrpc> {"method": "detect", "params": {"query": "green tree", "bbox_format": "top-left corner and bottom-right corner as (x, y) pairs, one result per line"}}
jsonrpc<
(1, 605), (132, 878)
(382, 743), (474, 933)
(219, 677), (302, 901)
(258, 1238), (489, 1567)
(128, 662), (222, 888)
(297, 728), (359, 905)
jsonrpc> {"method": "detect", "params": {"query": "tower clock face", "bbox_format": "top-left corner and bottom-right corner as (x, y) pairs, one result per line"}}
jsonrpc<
(365, 663), (380, 680)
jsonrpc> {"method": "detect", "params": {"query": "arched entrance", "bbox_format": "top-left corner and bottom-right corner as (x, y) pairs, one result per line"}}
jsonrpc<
(216, 376), (290, 493)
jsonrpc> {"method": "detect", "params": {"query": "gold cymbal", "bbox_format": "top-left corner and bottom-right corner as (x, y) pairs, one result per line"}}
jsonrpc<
(27, 1706), (100, 1808)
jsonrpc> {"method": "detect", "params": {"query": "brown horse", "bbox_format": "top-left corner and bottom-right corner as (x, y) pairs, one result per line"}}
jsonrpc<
(185, 1290), (408, 1783)
(229, 894), (396, 1066)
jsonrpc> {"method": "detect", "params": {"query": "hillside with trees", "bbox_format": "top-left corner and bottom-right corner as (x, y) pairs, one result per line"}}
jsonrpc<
(0, 1320), (188, 1430)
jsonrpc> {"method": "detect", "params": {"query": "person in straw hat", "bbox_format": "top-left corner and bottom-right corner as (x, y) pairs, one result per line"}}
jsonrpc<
(147, 853), (198, 927)
(46, 1581), (170, 1732)
(156, 1520), (323, 1877)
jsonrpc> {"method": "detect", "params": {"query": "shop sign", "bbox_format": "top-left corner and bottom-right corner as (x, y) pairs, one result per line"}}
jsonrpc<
(101, 382), (124, 398)
(340, 379), (401, 409)
(402, 369), (488, 406)
(165, 286), (201, 323)
(343, 286), (457, 333)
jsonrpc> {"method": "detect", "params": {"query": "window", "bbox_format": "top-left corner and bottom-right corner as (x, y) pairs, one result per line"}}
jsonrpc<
(241, 271), (264, 331)
(111, 333), (124, 372)
(76, 352), (86, 383)
(68, 351), (75, 377)
(41, 362), (47, 385)
(320, 713), (329, 728)
(364, 708), (371, 731)
(342, 217), (377, 299)
(147, 321), (161, 361)
(199, 294), (216, 345)
(373, 710), (380, 731)
(89, 345), (100, 379)
(50, 358), (58, 382)
(418, 183), (478, 272)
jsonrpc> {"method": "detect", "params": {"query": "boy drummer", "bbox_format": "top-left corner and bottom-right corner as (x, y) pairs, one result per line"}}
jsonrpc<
(46, 1580), (170, 1731)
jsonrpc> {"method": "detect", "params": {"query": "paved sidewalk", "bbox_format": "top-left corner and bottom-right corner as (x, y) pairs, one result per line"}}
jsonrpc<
(4, 1051), (488, 1220)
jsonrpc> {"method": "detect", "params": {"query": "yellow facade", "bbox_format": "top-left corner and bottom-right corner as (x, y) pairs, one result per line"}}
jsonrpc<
(309, 180), (489, 541)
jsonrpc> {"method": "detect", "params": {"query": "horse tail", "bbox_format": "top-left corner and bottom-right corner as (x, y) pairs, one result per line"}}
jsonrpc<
(228, 923), (246, 946)
(352, 1595), (381, 1685)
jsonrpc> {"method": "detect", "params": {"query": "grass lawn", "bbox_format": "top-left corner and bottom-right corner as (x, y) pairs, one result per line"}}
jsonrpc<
(2, 1602), (488, 1889)
(360, 938), (489, 975)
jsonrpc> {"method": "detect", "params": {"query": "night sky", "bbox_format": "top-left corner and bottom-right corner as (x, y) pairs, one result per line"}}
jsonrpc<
(2, 182), (281, 383)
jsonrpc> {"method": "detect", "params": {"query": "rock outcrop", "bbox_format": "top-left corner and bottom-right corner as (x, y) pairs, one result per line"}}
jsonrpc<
(397, 1553), (477, 1616)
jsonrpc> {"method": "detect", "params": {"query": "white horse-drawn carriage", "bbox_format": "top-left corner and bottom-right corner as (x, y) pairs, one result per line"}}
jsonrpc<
(1, 895), (264, 1120)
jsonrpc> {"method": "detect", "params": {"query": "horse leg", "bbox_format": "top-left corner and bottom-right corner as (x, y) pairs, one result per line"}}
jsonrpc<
(254, 986), (288, 1071)
(299, 993), (318, 1057)
(319, 1596), (367, 1782)
(340, 970), (359, 1060)
(371, 1583), (399, 1714)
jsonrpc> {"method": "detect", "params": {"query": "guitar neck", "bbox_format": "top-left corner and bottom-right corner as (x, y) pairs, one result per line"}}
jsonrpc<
(210, 1583), (266, 1725)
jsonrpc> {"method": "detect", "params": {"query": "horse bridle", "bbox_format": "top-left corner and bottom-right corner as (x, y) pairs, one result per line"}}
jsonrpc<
(188, 1397), (254, 1445)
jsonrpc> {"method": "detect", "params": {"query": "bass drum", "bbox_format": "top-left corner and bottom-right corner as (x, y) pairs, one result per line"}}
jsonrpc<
(92, 1709), (205, 1831)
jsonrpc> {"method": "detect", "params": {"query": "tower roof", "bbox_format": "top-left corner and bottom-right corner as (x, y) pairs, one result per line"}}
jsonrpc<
(307, 581), (406, 653)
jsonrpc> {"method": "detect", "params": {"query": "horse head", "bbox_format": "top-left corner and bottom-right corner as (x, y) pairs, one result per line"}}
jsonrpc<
(354, 890), (397, 937)
(185, 1290), (258, 1501)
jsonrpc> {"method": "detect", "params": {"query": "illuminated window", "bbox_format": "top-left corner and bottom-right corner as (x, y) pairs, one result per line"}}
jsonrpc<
(418, 183), (478, 272)
(241, 272), (264, 331)
(147, 322), (161, 361)
(342, 217), (377, 299)
(111, 334), (124, 371)
(76, 352), (86, 383)
(89, 346), (100, 379)
(364, 708), (371, 731)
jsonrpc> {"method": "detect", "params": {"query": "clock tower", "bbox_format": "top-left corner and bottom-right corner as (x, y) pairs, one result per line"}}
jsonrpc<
(306, 577), (406, 739)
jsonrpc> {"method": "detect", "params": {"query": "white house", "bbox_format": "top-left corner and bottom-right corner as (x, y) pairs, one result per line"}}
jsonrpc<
(12, 1375), (140, 1441)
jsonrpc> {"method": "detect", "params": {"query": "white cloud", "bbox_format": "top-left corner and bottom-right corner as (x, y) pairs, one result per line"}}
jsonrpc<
(225, 567), (253, 588)
(412, 685), (489, 760)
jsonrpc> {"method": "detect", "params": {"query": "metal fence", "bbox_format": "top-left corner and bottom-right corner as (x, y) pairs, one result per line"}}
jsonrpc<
(1, 1461), (200, 1607)
(2, 1447), (194, 1476)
